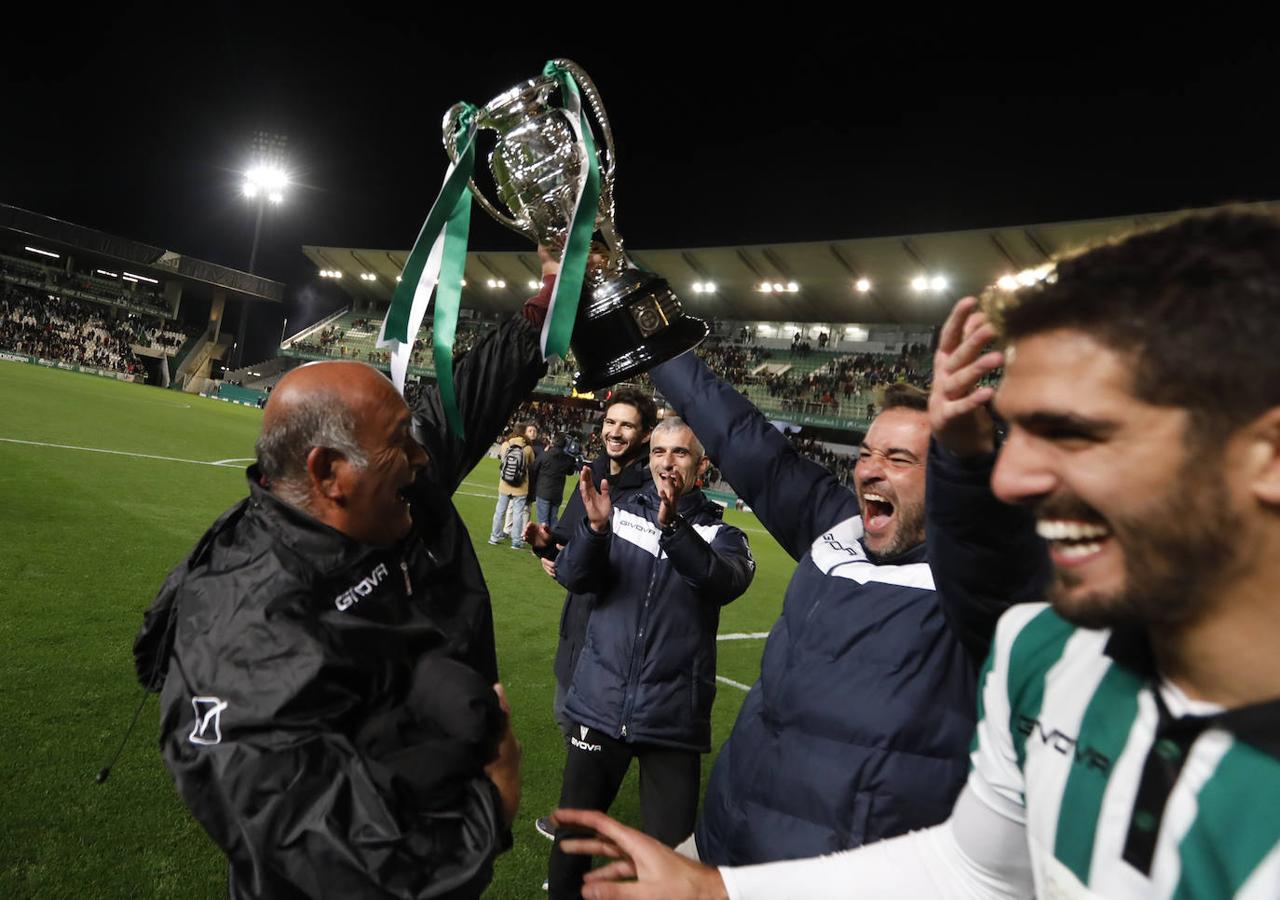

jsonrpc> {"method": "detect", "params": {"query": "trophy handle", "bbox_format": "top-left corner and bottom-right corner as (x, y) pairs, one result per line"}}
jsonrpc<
(550, 59), (620, 236)
(442, 102), (537, 242)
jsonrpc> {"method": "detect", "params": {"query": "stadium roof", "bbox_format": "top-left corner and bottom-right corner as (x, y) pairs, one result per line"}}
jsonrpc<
(303, 201), (1278, 324)
(0, 203), (285, 303)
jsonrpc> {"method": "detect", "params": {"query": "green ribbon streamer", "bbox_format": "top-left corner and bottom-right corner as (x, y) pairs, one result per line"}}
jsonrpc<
(541, 61), (602, 360)
(379, 104), (477, 439)
(432, 181), (472, 439)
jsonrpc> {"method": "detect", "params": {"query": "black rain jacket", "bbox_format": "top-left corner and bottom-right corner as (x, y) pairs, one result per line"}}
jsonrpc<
(133, 315), (546, 898)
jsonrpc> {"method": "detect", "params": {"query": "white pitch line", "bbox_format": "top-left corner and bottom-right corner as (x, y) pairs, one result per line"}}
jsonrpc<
(0, 437), (238, 468)
(1, 441), (772, 538)
(716, 675), (753, 692)
(717, 632), (770, 641)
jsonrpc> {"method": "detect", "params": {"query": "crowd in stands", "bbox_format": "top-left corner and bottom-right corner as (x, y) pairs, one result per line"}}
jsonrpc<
(0, 284), (148, 376)
(288, 317), (486, 369)
(760, 346), (931, 416)
(787, 433), (857, 487)
(0, 255), (168, 314)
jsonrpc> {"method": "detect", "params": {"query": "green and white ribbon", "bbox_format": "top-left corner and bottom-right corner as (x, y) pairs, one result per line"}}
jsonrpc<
(378, 104), (477, 439)
(540, 60), (602, 360)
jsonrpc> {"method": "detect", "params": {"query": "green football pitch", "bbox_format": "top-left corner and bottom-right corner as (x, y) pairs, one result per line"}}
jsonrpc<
(0, 360), (797, 899)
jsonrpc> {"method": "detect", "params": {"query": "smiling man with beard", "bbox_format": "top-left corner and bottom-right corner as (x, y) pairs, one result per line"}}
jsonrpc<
(526, 389), (658, 741)
(613, 305), (1050, 869)
(552, 208), (1280, 900)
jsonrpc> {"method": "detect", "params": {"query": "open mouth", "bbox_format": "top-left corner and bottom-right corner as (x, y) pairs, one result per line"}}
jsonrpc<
(1036, 519), (1112, 565)
(606, 437), (628, 453)
(862, 491), (895, 531)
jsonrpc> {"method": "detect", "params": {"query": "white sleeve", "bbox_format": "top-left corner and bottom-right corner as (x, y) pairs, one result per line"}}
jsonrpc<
(719, 785), (1033, 900)
(720, 607), (1043, 900)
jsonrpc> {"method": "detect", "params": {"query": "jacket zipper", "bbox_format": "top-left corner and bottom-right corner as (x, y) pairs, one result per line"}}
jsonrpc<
(400, 559), (413, 595)
(619, 547), (661, 740)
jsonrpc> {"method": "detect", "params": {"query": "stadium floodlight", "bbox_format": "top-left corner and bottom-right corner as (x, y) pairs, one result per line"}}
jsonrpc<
(122, 275), (139, 283)
(240, 134), (290, 282)
(123, 271), (159, 284)
(759, 282), (773, 293)
(773, 283), (785, 293)
(997, 274), (1019, 291)
(855, 278), (871, 293)
(460, 278), (467, 287)
(397, 275), (403, 282)
(703, 282), (717, 293)
(931, 275), (948, 292)
(911, 275), (929, 292)
(97, 269), (119, 278)
(786, 282), (799, 293)
(25, 246), (60, 259)
(692, 283), (704, 293)
(527, 279), (540, 290)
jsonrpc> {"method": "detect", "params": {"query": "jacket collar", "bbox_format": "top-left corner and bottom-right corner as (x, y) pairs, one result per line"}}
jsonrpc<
(590, 445), (650, 490)
(246, 465), (396, 577)
(1105, 626), (1280, 761)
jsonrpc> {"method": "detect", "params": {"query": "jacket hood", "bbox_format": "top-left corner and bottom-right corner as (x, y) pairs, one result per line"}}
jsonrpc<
(134, 466), (414, 692)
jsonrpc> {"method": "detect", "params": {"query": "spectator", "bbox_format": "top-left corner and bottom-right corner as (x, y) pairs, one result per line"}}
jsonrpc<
(489, 427), (535, 550)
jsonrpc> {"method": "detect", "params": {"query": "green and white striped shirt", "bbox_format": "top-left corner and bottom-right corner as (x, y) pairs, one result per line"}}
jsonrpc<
(972, 603), (1280, 899)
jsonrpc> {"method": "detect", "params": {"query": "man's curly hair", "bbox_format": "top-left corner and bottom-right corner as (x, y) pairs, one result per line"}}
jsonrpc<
(981, 206), (1280, 435)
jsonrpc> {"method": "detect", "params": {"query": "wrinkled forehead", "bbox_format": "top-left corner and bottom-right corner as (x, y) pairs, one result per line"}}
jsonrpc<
(862, 407), (929, 456)
(652, 425), (700, 455)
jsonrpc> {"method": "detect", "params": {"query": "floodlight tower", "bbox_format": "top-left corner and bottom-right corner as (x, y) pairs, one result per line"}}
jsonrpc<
(234, 131), (288, 369)
(241, 130), (289, 275)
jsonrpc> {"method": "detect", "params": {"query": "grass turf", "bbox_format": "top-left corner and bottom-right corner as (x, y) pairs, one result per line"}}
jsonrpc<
(0, 360), (797, 898)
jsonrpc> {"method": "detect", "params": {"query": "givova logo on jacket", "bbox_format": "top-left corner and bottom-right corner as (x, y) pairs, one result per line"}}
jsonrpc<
(334, 562), (390, 611)
(189, 696), (228, 746)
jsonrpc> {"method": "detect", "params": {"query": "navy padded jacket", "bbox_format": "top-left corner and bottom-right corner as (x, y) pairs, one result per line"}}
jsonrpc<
(649, 352), (1048, 865)
(557, 484), (755, 752)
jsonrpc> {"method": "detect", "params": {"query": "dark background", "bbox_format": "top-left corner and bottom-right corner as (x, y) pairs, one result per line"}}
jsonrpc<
(3, 9), (1275, 345)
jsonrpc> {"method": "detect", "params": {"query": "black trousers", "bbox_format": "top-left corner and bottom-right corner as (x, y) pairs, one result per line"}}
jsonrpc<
(547, 724), (700, 899)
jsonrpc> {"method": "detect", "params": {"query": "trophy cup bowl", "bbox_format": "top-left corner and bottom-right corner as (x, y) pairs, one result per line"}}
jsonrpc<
(444, 60), (708, 391)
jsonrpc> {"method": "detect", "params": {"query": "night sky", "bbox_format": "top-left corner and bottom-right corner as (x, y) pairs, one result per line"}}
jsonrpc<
(3, 10), (1276, 330)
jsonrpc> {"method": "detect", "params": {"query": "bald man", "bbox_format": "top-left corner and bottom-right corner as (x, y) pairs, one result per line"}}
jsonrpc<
(134, 311), (548, 899)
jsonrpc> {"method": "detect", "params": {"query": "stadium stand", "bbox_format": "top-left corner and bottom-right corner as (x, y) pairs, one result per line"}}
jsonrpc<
(279, 308), (930, 429)
(0, 251), (169, 316)
(0, 282), (194, 378)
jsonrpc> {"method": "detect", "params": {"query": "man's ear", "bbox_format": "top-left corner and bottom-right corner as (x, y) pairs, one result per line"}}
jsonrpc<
(1245, 407), (1280, 506)
(696, 456), (710, 479)
(306, 446), (349, 503)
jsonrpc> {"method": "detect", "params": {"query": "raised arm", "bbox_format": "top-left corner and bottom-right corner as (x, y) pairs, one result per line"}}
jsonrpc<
(412, 313), (547, 495)
(926, 298), (1050, 662)
(650, 353), (859, 561)
(554, 468), (615, 594)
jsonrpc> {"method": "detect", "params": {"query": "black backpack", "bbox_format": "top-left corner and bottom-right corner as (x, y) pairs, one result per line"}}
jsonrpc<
(500, 444), (527, 486)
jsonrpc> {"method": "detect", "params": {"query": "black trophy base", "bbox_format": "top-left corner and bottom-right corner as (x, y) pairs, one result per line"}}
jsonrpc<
(570, 268), (709, 393)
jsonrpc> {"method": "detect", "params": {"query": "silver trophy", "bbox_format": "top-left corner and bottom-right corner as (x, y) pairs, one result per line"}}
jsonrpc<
(443, 59), (708, 392)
